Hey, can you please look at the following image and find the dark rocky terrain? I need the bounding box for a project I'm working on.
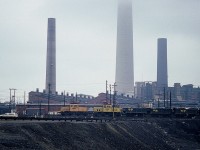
[0,118,199,150]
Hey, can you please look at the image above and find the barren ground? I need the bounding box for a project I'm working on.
[0,118,199,150]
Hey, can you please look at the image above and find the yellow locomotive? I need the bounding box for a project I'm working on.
[60,104,88,116]
[93,105,121,117]
[60,104,121,117]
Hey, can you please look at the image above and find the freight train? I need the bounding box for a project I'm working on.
[59,104,121,117]
[59,104,200,118]
[122,107,199,118]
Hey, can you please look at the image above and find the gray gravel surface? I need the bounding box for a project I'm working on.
[0,118,199,150]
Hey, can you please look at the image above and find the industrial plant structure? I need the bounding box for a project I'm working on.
[115,0,134,95]
[45,18,56,94]
[157,38,168,89]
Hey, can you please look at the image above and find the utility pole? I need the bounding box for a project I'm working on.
[23,91,26,116]
[112,82,117,119]
[48,84,51,113]
[9,88,17,112]
[170,91,172,109]
[109,84,112,105]
[163,87,165,108]
[39,98,42,117]
[75,92,78,102]
[9,89,12,112]
[166,90,169,108]
[24,91,26,106]
[63,91,66,106]
[37,97,40,117]
[106,80,108,104]
[13,89,16,105]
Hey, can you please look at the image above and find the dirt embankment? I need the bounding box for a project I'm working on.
[0,119,199,150]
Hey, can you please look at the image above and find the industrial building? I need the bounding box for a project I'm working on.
[134,81,200,102]
[14,4,199,116]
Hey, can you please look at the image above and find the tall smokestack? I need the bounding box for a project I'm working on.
[157,38,168,89]
[115,0,134,95]
[45,18,56,94]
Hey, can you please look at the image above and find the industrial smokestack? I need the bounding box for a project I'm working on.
[45,18,56,94]
[115,0,134,95]
[157,38,168,89]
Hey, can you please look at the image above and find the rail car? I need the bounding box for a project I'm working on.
[122,108,150,117]
[173,108,199,118]
[93,105,121,117]
[60,104,90,117]
[122,107,200,118]
[186,108,199,118]
[59,104,200,118]
[173,108,187,117]
[59,104,121,117]
[0,113,18,118]
[150,108,172,117]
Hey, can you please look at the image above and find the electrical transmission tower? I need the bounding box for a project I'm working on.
[9,88,17,112]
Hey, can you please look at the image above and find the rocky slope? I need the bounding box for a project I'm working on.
[0,119,199,150]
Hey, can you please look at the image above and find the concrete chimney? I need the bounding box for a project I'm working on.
[45,18,56,94]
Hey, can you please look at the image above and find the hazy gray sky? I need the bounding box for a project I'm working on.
[0,0,200,101]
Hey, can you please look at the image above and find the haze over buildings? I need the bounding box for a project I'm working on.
[0,0,200,101]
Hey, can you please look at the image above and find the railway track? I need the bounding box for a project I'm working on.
[0,116,113,122]
[0,116,199,123]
